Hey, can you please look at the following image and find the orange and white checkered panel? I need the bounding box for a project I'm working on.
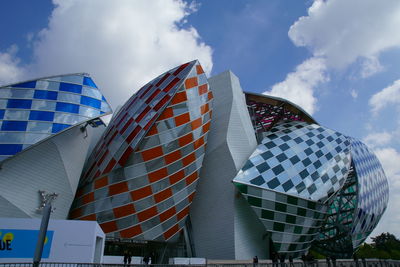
[70,61,213,241]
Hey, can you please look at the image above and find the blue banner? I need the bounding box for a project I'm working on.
[0,229,53,258]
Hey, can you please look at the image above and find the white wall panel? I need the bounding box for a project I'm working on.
[0,123,105,219]
[190,71,259,259]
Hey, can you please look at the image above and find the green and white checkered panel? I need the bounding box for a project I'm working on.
[235,183,327,257]
[234,121,351,203]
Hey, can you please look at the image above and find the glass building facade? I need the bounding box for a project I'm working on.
[0,62,388,261]
[314,138,389,257]
[70,60,213,242]
[231,93,389,258]
[234,121,352,257]
[0,73,112,161]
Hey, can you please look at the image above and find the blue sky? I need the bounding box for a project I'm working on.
[1,0,400,241]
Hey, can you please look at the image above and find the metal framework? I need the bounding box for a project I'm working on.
[313,165,358,258]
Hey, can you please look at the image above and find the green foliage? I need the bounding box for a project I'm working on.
[355,233,400,260]
[309,249,325,259]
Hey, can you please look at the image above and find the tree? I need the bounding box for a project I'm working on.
[371,232,400,252]
[355,232,400,260]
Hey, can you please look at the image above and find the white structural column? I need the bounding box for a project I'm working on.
[189,71,267,259]
[0,123,105,219]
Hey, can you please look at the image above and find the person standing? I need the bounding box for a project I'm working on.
[331,255,336,267]
[143,255,150,265]
[272,252,279,267]
[280,254,286,267]
[361,257,367,267]
[253,256,259,267]
[326,256,331,267]
[123,249,129,265]
[353,254,359,267]
[301,254,307,267]
[289,255,294,267]
[127,251,132,265]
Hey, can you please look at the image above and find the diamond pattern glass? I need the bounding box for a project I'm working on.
[70,61,213,241]
[314,138,389,257]
[235,121,351,202]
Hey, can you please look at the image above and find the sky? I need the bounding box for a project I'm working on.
[0,0,400,241]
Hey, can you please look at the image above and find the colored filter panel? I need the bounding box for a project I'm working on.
[59,82,82,94]
[235,183,327,258]
[234,121,351,202]
[56,102,79,114]
[34,90,58,100]
[0,144,23,155]
[80,61,196,183]
[80,96,101,109]
[29,111,55,121]
[11,81,37,88]
[1,121,28,131]
[7,99,32,109]
[83,77,98,88]
[71,61,213,242]
[314,138,389,257]
[0,74,112,160]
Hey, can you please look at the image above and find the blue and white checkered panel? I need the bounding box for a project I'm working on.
[0,74,112,161]
[349,138,389,248]
[234,121,351,202]
[350,138,389,215]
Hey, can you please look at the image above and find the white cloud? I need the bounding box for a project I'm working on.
[288,0,400,70]
[350,88,358,99]
[268,0,400,116]
[375,147,400,179]
[369,147,400,239]
[0,45,25,85]
[360,56,384,78]
[369,79,400,114]
[264,57,328,115]
[10,0,213,108]
[363,131,393,148]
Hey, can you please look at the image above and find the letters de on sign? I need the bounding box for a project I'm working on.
[0,229,54,258]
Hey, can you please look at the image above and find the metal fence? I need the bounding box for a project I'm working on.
[0,261,400,267]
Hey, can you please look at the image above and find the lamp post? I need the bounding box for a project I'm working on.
[33,191,58,267]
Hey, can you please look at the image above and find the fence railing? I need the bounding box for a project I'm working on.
[0,260,400,267]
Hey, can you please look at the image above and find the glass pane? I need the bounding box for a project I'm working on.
[0,99,7,109]
[82,86,102,99]
[54,113,82,124]
[59,82,82,94]
[10,89,34,99]
[0,132,25,143]
[0,89,11,98]
[56,102,80,114]
[80,96,101,109]
[34,90,58,100]
[0,144,23,155]
[61,75,83,84]
[7,99,32,109]
[1,121,28,131]
[35,80,60,90]
[4,110,30,120]
[31,100,56,111]
[27,122,52,133]
[58,92,81,104]
[79,106,100,117]
[29,111,55,122]
[24,133,49,144]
